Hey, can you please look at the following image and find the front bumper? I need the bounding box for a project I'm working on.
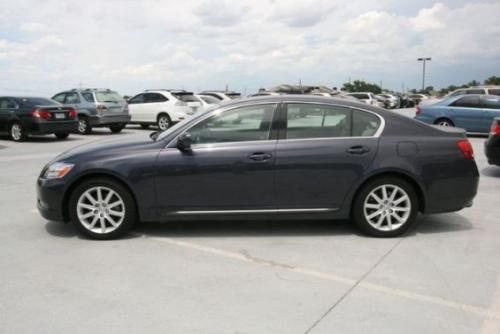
[89,114,131,126]
[37,177,67,222]
[485,136,500,166]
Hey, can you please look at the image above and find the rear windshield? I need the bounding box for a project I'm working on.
[227,93,241,99]
[172,93,199,102]
[22,98,60,106]
[95,91,125,103]
[200,95,220,104]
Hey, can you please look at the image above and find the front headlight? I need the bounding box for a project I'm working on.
[44,162,74,179]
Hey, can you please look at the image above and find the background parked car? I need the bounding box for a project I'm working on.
[447,86,500,98]
[485,117,500,166]
[199,90,241,101]
[346,92,385,108]
[52,88,130,135]
[377,94,400,109]
[415,95,500,133]
[0,96,78,141]
[195,94,220,109]
[127,90,197,130]
[407,94,429,105]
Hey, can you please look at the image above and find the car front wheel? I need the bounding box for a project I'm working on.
[352,177,419,237]
[69,178,137,240]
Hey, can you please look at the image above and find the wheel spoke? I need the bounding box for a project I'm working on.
[389,188,398,201]
[393,207,410,212]
[386,215,393,229]
[367,210,383,220]
[374,214,385,227]
[381,186,388,201]
[105,215,118,227]
[84,193,97,205]
[78,203,95,210]
[365,203,380,209]
[88,215,99,228]
[391,213,404,223]
[370,193,383,204]
[100,217,106,233]
[107,200,122,209]
[108,209,124,217]
[393,195,409,206]
[97,187,103,202]
[104,190,114,204]
[81,211,95,220]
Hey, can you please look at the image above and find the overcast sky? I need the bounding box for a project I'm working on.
[1,0,499,96]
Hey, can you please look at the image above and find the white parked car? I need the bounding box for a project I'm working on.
[195,94,220,109]
[199,90,241,101]
[346,92,385,108]
[377,94,400,109]
[127,90,201,130]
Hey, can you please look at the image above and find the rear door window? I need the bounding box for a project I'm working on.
[52,94,66,103]
[451,96,482,108]
[488,89,500,96]
[129,94,145,104]
[481,96,500,110]
[65,93,80,104]
[145,93,167,103]
[0,98,16,109]
[82,92,95,102]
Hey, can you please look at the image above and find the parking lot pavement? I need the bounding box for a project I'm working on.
[1,116,500,333]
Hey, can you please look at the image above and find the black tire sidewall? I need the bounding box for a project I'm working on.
[78,117,92,135]
[55,133,69,139]
[109,125,124,133]
[68,178,137,240]
[352,177,419,237]
[10,122,26,142]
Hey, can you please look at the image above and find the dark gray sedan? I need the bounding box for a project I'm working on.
[37,95,479,239]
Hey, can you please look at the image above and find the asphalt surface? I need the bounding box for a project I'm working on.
[0,110,499,333]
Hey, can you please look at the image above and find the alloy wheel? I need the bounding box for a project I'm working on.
[158,116,170,130]
[11,123,23,141]
[363,184,411,232]
[78,119,88,133]
[76,186,125,234]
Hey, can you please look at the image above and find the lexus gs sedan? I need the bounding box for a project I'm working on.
[37,95,479,239]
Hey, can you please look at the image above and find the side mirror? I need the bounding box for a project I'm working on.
[177,132,193,151]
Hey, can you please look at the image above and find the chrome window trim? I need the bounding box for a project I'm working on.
[174,208,338,215]
[283,101,385,138]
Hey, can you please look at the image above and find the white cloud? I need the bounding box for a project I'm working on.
[0,0,499,95]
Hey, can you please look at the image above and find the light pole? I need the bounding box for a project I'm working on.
[417,57,431,92]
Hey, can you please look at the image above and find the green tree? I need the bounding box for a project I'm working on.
[342,80,382,94]
[484,76,500,85]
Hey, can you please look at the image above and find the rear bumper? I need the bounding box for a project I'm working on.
[36,177,67,222]
[485,137,500,166]
[25,120,78,134]
[89,114,131,126]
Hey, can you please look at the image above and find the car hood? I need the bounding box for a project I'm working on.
[54,133,159,162]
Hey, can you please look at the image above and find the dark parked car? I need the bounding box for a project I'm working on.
[52,88,130,135]
[485,117,500,166]
[37,95,479,240]
[0,97,78,141]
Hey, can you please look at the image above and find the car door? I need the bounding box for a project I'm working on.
[274,103,380,210]
[448,96,484,131]
[144,93,167,122]
[154,103,278,215]
[127,94,147,122]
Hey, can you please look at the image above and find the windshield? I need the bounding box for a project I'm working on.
[23,98,60,106]
[172,93,199,102]
[95,91,125,103]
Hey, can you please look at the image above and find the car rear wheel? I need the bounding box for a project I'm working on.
[435,118,454,127]
[77,116,92,135]
[69,178,137,240]
[109,124,125,133]
[157,114,171,131]
[55,133,70,140]
[9,122,27,142]
[352,177,419,237]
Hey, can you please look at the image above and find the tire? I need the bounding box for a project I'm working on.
[157,114,171,131]
[77,116,92,135]
[55,133,69,140]
[68,177,137,240]
[352,177,419,237]
[9,122,27,142]
[434,118,454,127]
[140,124,149,130]
[109,124,125,133]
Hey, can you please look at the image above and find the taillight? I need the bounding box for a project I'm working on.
[457,140,474,160]
[416,106,422,116]
[97,105,108,113]
[490,122,500,136]
[68,109,78,119]
[31,109,51,120]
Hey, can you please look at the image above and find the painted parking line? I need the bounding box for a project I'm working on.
[142,234,500,322]
[0,152,59,162]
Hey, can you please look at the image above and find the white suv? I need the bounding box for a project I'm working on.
[127,90,201,130]
[346,92,385,108]
[199,90,241,101]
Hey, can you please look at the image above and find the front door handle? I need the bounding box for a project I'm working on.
[346,146,370,155]
[248,152,272,161]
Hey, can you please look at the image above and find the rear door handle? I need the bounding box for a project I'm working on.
[248,152,272,161]
[346,146,370,155]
